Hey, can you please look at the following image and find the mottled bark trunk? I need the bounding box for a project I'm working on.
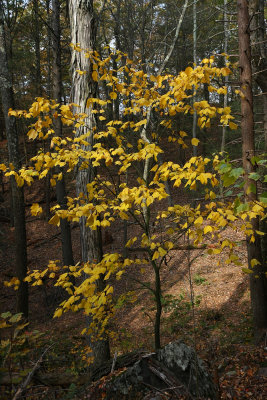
[69,0,110,365]
[249,0,267,275]
[52,0,74,268]
[249,0,267,149]
[237,0,267,341]
[0,5,28,318]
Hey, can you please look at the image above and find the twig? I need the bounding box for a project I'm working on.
[254,92,267,96]
[128,244,207,253]
[12,345,53,400]
[142,381,172,398]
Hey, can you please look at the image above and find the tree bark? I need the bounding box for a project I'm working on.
[0,3,28,318]
[237,0,267,341]
[249,0,267,272]
[249,0,267,149]
[51,0,74,268]
[68,0,110,366]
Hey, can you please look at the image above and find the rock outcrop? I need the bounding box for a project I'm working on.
[89,341,217,399]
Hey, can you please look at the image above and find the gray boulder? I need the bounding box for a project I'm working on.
[100,341,217,399]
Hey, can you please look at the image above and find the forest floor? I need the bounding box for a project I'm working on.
[0,172,267,399]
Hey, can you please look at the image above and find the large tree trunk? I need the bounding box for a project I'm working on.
[237,0,267,342]
[0,4,28,318]
[249,0,267,149]
[68,0,110,366]
[249,0,267,268]
[51,0,74,268]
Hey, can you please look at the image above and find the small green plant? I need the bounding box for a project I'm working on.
[193,274,208,286]
[162,293,201,335]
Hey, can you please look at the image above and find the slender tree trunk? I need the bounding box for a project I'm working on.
[221,0,229,154]
[0,5,28,318]
[153,261,162,350]
[45,0,52,221]
[51,0,74,268]
[33,0,41,95]
[46,0,52,99]
[192,0,197,157]
[237,0,267,341]
[69,0,110,366]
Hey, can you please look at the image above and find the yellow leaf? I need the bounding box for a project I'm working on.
[204,225,213,234]
[54,308,63,318]
[194,216,203,225]
[119,211,129,220]
[92,70,98,81]
[28,129,38,140]
[8,109,18,117]
[179,131,187,138]
[242,267,253,274]
[110,92,117,100]
[49,214,60,226]
[15,175,24,187]
[191,138,200,146]
[50,178,56,187]
[76,69,86,75]
[229,121,238,130]
[106,286,114,295]
[116,270,124,279]
[158,247,167,257]
[251,258,260,267]
[126,237,137,247]
[31,203,43,216]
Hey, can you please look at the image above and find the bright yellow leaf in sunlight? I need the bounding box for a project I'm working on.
[194,216,203,225]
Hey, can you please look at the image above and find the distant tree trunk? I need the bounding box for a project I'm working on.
[45,0,52,221]
[46,0,52,99]
[221,0,229,154]
[51,0,74,267]
[33,0,41,95]
[237,0,267,341]
[0,4,28,318]
[69,0,110,366]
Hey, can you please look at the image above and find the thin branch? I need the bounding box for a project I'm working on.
[158,0,189,76]
[12,345,53,400]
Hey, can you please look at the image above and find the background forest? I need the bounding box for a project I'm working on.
[0,0,266,399]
